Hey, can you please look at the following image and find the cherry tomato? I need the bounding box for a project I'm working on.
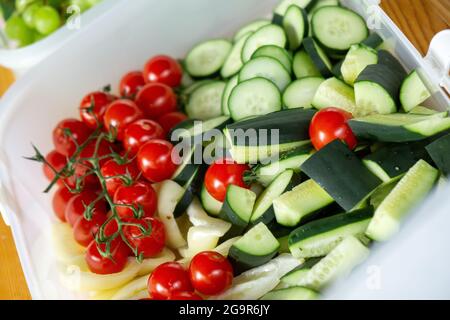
[73,211,107,247]
[52,119,92,157]
[100,159,140,197]
[123,119,165,155]
[143,55,183,88]
[189,251,233,296]
[85,219,130,274]
[79,91,116,129]
[43,150,67,186]
[148,262,193,300]
[204,159,250,202]
[135,83,177,119]
[114,181,157,219]
[123,217,166,258]
[157,112,188,135]
[65,190,107,227]
[119,71,146,98]
[103,99,144,141]
[52,187,75,222]
[309,107,357,151]
[137,140,178,183]
[168,292,203,300]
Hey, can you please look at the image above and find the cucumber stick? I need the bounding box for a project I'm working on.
[366,160,439,241]
[261,286,319,300]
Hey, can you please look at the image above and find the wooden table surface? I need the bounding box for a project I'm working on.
[0,0,449,300]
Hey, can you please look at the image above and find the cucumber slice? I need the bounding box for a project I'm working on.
[400,70,431,112]
[283,77,324,109]
[170,115,231,143]
[341,44,378,85]
[221,75,239,116]
[308,0,340,14]
[280,257,322,287]
[349,113,450,142]
[362,33,384,49]
[252,45,292,74]
[311,6,368,54]
[229,222,280,272]
[221,32,253,79]
[233,19,270,42]
[200,184,223,216]
[283,5,309,51]
[173,165,205,218]
[241,24,287,63]
[220,185,257,228]
[185,39,232,77]
[274,179,334,227]
[366,160,439,241]
[312,77,357,115]
[292,50,321,78]
[239,56,292,92]
[171,144,202,187]
[261,286,319,300]
[288,207,374,259]
[301,140,383,211]
[274,0,318,15]
[303,236,370,290]
[303,37,333,77]
[185,81,226,120]
[228,77,282,122]
[426,133,450,176]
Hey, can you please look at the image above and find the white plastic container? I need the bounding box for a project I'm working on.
[0,0,449,299]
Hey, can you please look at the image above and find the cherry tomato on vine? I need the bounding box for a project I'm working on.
[79,91,117,129]
[123,217,166,258]
[143,55,183,88]
[168,292,203,300]
[135,83,177,119]
[73,211,107,247]
[309,107,357,151]
[119,71,146,98]
[189,251,233,296]
[43,150,67,186]
[103,99,144,141]
[52,118,92,157]
[204,159,250,202]
[148,262,193,300]
[157,112,188,135]
[114,181,158,219]
[100,158,140,197]
[137,140,178,183]
[52,187,75,222]
[123,119,165,155]
[65,190,107,227]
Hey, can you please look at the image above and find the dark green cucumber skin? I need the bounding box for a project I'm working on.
[288,206,374,247]
[226,109,315,146]
[377,50,407,79]
[295,7,310,43]
[426,133,450,176]
[305,0,319,12]
[362,33,383,49]
[349,120,427,142]
[173,165,207,218]
[229,246,278,275]
[365,141,433,178]
[272,13,284,26]
[303,37,333,78]
[170,118,232,144]
[356,64,404,103]
[301,140,382,211]
[332,60,343,79]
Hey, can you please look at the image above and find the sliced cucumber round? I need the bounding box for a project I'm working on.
[221,75,239,116]
[303,37,333,78]
[233,19,270,42]
[241,24,287,63]
[185,39,232,77]
[200,184,223,216]
[185,81,226,120]
[283,77,324,109]
[274,0,318,15]
[292,50,321,78]
[252,45,293,74]
[221,32,253,79]
[283,5,309,51]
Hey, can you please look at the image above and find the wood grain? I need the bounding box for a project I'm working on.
[0,0,449,300]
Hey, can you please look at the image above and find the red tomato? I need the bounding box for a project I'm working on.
[309,107,357,151]
[148,262,193,300]
[168,292,203,300]
[65,190,107,227]
[143,55,183,88]
[123,119,165,155]
[119,71,146,98]
[189,251,233,296]
[43,150,67,186]
[157,112,188,135]
[114,181,157,219]
[52,119,92,157]
[85,219,130,274]
[103,99,144,141]
[73,211,107,247]
[79,91,116,129]
[204,159,250,202]
[52,187,75,222]
[123,217,166,258]
[135,83,177,119]
[100,159,140,197]
[137,140,178,183]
